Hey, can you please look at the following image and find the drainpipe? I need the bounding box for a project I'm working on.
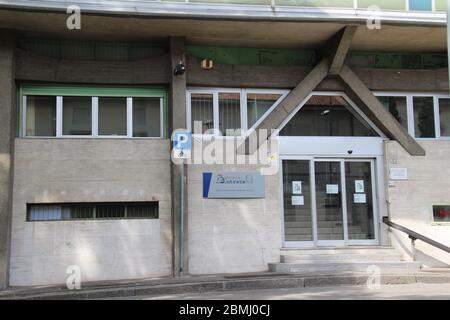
[448,0,450,91]
[180,159,185,274]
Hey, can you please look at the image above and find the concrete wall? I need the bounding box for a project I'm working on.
[386,140,450,267]
[10,139,172,286]
[187,139,281,274]
[0,32,15,289]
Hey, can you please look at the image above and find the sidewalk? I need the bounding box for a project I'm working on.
[1,270,450,300]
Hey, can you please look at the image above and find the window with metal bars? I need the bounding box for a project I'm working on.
[27,202,159,221]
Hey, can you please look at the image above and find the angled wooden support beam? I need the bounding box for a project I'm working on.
[243,58,329,154]
[325,26,358,75]
[339,64,426,156]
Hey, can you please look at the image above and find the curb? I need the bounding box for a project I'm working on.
[2,273,450,300]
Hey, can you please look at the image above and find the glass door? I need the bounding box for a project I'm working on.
[345,160,378,245]
[282,158,378,247]
[282,160,314,247]
[314,160,346,246]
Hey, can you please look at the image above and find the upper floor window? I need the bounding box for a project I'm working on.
[280,95,379,137]
[376,93,450,140]
[409,0,433,11]
[21,85,167,138]
[187,88,287,136]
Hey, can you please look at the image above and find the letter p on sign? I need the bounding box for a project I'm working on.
[173,131,191,159]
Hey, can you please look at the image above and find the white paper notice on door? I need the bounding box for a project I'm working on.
[354,193,367,204]
[326,184,339,194]
[292,196,305,206]
[355,180,365,193]
[292,181,302,194]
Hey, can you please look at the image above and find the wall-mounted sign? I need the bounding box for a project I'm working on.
[203,172,265,199]
[354,193,367,204]
[326,184,339,194]
[390,167,408,180]
[173,131,191,159]
[355,180,365,193]
[292,181,302,194]
[291,196,304,206]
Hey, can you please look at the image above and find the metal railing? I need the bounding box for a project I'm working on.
[383,216,450,254]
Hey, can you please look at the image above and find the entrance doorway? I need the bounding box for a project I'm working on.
[282,158,379,247]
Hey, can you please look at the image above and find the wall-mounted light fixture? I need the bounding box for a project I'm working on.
[201,59,214,70]
[173,60,186,76]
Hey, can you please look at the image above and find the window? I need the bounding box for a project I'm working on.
[413,97,435,138]
[439,99,450,137]
[25,96,56,136]
[280,95,378,137]
[247,93,282,128]
[378,96,408,131]
[133,97,161,137]
[22,85,166,138]
[27,202,159,221]
[98,97,127,136]
[375,93,450,140]
[62,97,92,135]
[219,92,241,136]
[187,89,287,136]
[433,205,450,223]
[190,93,214,134]
[409,0,432,11]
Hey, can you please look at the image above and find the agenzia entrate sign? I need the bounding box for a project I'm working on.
[203,172,265,199]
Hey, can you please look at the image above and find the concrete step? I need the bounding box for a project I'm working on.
[281,253,404,263]
[269,261,421,274]
[280,247,398,255]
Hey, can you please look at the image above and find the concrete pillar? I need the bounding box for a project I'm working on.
[0,30,16,289]
[169,37,188,276]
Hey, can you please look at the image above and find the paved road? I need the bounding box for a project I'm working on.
[135,283,450,300]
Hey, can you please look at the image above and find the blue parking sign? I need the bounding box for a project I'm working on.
[173,131,191,159]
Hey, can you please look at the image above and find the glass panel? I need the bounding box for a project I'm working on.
[127,203,159,219]
[98,97,127,136]
[345,162,375,240]
[28,204,61,221]
[62,204,95,220]
[409,0,432,11]
[433,206,450,223]
[62,97,92,135]
[191,93,214,134]
[133,97,161,137]
[26,96,56,136]
[413,97,435,138]
[282,160,312,242]
[315,161,343,241]
[439,98,450,137]
[280,95,377,136]
[378,96,408,131]
[96,204,125,219]
[219,92,241,136]
[247,93,282,128]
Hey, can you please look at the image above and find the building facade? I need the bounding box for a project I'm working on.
[0,0,449,287]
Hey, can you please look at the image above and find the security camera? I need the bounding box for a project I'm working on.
[174,61,186,76]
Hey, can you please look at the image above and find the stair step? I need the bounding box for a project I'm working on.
[269,261,421,274]
[281,253,404,263]
[280,247,398,256]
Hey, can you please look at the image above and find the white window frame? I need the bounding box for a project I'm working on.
[23,95,164,139]
[374,92,450,141]
[186,87,289,138]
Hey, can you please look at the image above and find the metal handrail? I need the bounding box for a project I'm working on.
[383,217,450,254]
